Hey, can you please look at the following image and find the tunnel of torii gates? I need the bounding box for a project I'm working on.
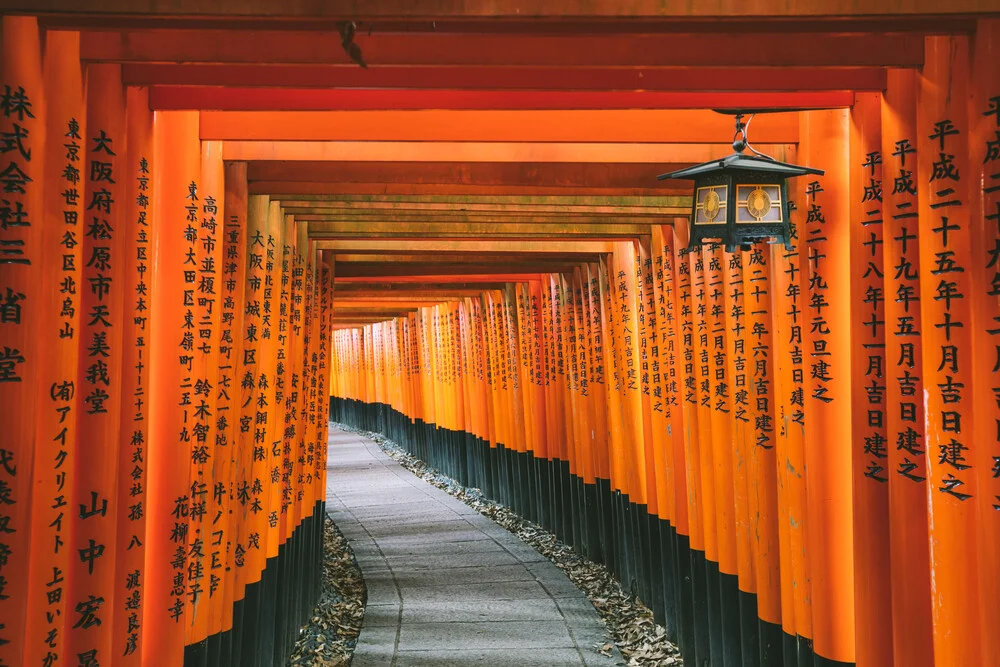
[1,3,1000,667]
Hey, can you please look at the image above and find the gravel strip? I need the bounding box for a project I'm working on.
[333,422,683,667]
[288,516,366,666]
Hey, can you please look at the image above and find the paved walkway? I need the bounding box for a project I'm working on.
[325,426,620,667]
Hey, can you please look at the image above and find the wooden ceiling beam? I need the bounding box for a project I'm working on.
[335,274,547,284]
[9,1,995,19]
[124,64,888,91]
[202,109,798,142]
[78,29,923,68]
[151,87,853,111]
[331,253,605,263]
[336,263,588,278]
[315,239,614,253]
[268,193,688,208]
[248,161,697,191]
[334,282,511,292]
[305,222,654,238]
[249,182,690,196]
[224,141,792,164]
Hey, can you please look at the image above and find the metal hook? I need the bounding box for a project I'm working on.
[740,114,777,161]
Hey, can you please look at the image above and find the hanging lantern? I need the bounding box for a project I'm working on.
[658,112,824,252]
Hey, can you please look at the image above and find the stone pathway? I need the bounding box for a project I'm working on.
[325,426,620,667]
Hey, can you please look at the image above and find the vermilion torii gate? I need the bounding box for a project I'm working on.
[0,3,998,667]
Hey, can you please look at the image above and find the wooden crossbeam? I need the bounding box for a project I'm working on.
[248,162,694,192]
[151,87,854,110]
[123,64,889,91]
[315,239,614,253]
[78,29,923,67]
[334,282,511,293]
[224,141,792,164]
[14,0,995,17]
[269,193,689,208]
[335,262,592,278]
[331,253,604,264]
[202,109,798,142]
[305,222,654,238]
[251,182,691,196]
[335,273,548,284]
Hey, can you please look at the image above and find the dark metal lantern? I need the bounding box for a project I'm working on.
[658,113,824,252]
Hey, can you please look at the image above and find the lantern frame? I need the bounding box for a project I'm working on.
[658,113,824,252]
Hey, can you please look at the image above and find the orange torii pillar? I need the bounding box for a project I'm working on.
[189,138,224,662]
[771,165,813,666]
[146,110,199,667]
[235,194,270,667]
[67,62,127,667]
[650,226,687,648]
[258,200,286,664]
[705,243,742,667]
[24,26,75,667]
[220,161,249,665]
[114,83,154,666]
[848,91,893,667]
[741,242,783,667]
[722,246,757,664]
[691,242,721,667]
[799,108,856,667]
[880,67,935,667]
[0,17,44,665]
[969,18,1000,667]
[675,227,710,667]
[582,265,611,571]
[635,240,664,623]
[917,34,981,667]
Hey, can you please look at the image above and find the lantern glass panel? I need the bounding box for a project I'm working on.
[694,184,728,225]
[735,184,782,224]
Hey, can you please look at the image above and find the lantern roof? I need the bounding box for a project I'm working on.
[657,152,825,181]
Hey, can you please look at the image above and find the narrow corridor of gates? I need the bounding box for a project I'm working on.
[1,4,1000,667]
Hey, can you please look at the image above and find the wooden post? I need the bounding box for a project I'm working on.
[849,91,894,667]
[742,243,783,665]
[220,161,248,640]
[880,67,935,667]
[23,26,74,667]
[799,108,856,666]
[66,62,126,667]
[706,242,742,666]
[0,26,44,659]
[113,83,154,666]
[917,34,982,667]
[969,18,1000,667]
[771,163,811,663]
[145,110,200,667]
[722,247,758,663]
[195,139,224,651]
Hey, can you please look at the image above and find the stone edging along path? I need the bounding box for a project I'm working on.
[332,423,682,667]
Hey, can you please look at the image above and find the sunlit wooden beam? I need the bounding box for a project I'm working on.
[153,87,853,110]
[12,1,994,18]
[224,141,792,164]
[249,182,690,196]
[336,262,592,278]
[306,221,652,238]
[315,239,615,253]
[202,109,798,142]
[122,64,889,91]
[78,29,922,67]
[248,161,693,193]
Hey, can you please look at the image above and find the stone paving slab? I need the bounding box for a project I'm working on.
[326,426,621,667]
